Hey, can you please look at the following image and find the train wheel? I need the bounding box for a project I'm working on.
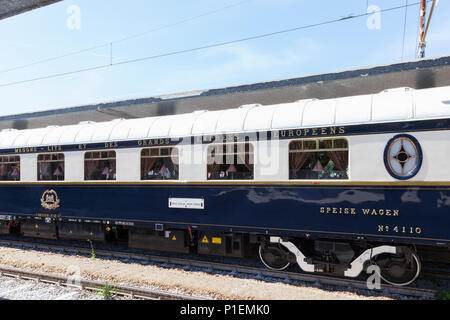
[259,243,291,271]
[373,249,421,286]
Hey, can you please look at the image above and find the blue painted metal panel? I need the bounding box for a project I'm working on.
[1,183,449,245]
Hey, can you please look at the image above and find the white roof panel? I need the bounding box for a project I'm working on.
[73,123,99,143]
[59,123,91,144]
[169,111,206,137]
[13,128,43,147]
[372,89,414,122]
[42,126,70,145]
[147,115,178,138]
[215,106,255,133]
[26,127,59,146]
[0,85,449,150]
[244,105,277,131]
[302,99,337,127]
[125,117,160,140]
[271,100,311,130]
[335,95,372,125]
[0,130,21,148]
[414,86,450,119]
[191,110,225,136]
[89,119,123,143]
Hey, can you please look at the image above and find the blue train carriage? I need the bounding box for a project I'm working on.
[0,86,449,286]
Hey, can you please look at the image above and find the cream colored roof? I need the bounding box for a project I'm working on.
[1,86,449,149]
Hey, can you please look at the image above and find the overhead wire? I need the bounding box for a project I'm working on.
[401,0,409,61]
[0,0,253,75]
[0,1,426,89]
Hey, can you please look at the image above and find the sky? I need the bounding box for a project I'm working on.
[0,0,449,116]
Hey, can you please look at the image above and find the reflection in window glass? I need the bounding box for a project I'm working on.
[0,156,20,181]
[85,151,116,180]
[141,147,179,180]
[207,142,253,180]
[289,139,348,180]
[38,153,65,181]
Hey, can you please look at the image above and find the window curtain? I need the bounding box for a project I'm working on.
[289,152,309,175]
[238,153,253,172]
[208,162,221,173]
[85,160,99,179]
[0,164,7,176]
[39,162,51,180]
[143,157,157,173]
[109,159,116,173]
[327,151,348,171]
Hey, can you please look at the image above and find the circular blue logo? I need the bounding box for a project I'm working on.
[384,134,422,180]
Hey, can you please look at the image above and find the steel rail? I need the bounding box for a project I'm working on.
[0,238,438,299]
[0,265,204,300]
[0,265,205,300]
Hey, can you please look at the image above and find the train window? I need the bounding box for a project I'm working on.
[0,155,20,181]
[37,153,65,181]
[141,147,179,180]
[207,142,254,180]
[84,151,116,180]
[384,134,422,180]
[289,138,348,180]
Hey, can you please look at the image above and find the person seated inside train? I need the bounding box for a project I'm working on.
[0,164,20,181]
[53,165,64,180]
[11,166,20,180]
[145,158,178,180]
[207,162,253,180]
[101,163,116,180]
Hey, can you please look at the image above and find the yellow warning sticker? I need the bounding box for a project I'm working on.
[202,236,209,243]
[212,237,222,244]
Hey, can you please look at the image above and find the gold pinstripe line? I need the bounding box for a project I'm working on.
[0,181,449,186]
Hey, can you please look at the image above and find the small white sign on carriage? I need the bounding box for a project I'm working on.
[169,198,204,210]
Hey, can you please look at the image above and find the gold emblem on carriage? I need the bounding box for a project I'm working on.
[41,190,60,210]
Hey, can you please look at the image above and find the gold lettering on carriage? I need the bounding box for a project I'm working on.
[15,147,38,153]
[320,207,399,217]
[47,145,62,151]
[138,138,170,146]
[105,142,119,148]
[280,126,345,138]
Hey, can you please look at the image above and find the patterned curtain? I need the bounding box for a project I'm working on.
[142,157,157,178]
[39,162,51,180]
[238,153,253,172]
[85,160,99,179]
[327,151,348,171]
[289,152,309,175]
[109,159,116,173]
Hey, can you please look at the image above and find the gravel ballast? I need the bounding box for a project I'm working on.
[0,246,395,300]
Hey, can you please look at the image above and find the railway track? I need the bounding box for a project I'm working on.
[0,238,439,299]
[0,264,203,300]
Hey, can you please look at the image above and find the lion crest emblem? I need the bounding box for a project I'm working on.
[41,190,60,210]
